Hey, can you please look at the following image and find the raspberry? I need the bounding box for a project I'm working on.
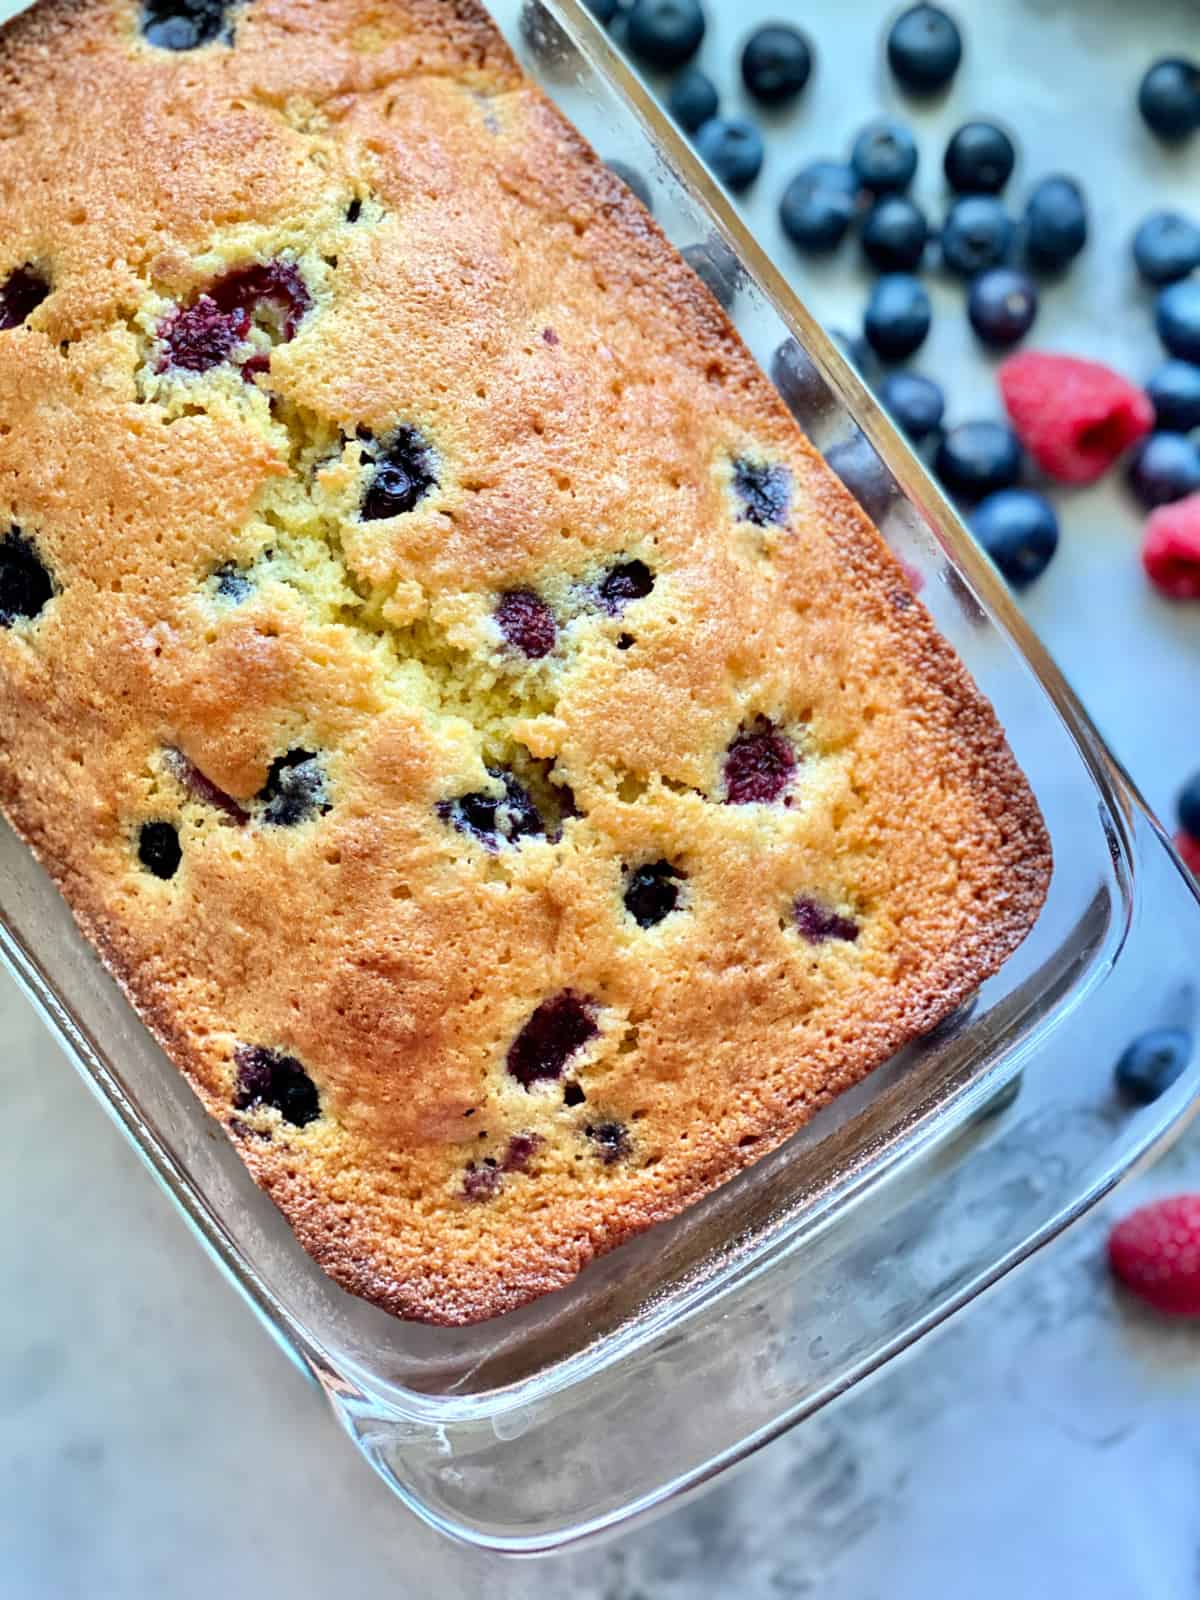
[1176,830,1200,877]
[1108,1194,1200,1316]
[998,351,1153,485]
[1142,493,1200,599]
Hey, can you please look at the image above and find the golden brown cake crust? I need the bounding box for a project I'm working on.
[0,0,1050,1323]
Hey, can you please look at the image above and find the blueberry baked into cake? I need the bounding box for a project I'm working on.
[0,0,1050,1323]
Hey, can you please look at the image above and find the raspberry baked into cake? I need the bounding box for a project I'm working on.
[0,0,1050,1322]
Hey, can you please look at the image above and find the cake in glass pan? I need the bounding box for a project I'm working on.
[0,0,1050,1322]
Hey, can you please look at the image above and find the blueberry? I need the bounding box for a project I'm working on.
[1127,432,1200,508]
[140,0,227,50]
[771,337,830,421]
[935,421,1023,500]
[496,588,556,657]
[624,860,684,926]
[583,0,618,21]
[1178,770,1200,838]
[732,458,790,526]
[878,371,944,442]
[0,265,50,330]
[779,161,860,253]
[606,160,654,213]
[0,529,53,625]
[940,195,1013,277]
[1024,175,1088,270]
[439,768,545,849]
[1114,1027,1192,1105]
[681,238,740,307]
[507,992,598,1087]
[360,425,437,520]
[831,327,880,381]
[886,4,962,94]
[625,0,705,68]
[793,895,858,944]
[137,821,182,881]
[259,750,329,826]
[943,121,1015,195]
[863,273,931,361]
[1132,211,1200,287]
[1137,58,1200,141]
[824,430,895,523]
[860,195,928,272]
[967,267,1038,349]
[233,1044,321,1127]
[1156,279,1200,362]
[599,558,654,612]
[585,1120,631,1164]
[668,66,718,133]
[695,118,764,191]
[1148,361,1200,432]
[723,720,796,805]
[461,1160,501,1202]
[851,119,919,195]
[741,23,813,106]
[213,562,253,602]
[970,489,1059,588]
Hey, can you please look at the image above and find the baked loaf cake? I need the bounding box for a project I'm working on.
[0,0,1050,1323]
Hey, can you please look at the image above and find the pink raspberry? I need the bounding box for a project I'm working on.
[998,351,1153,485]
[1176,831,1200,878]
[1142,493,1200,600]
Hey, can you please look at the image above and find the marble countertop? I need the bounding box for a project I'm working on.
[3,0,1200,1595]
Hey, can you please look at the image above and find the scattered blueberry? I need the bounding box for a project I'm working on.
[770,337,830,421]
[1024,175,1088,270]
[1156,279,1200,363]
[935,421,1023,500]
[599,559,654,613]
[732,457,791,526]
[878,372,944,442]
[140,0,227,50]
[779,161,861,253]
[943,121,1015,195]
[1128,432,1200,508]
[583,0,618,21]
[360,425,437,520]
[624,0,705,69]
[461,1159,501,1201]
[624,860,684,927]
[213,562,253,602]
[851,119,919,195]
[861,195,928,272]
[0,529,53,625]
[507,991,598,1087]
[1147,361,1200,433]
[502,1132,542,1172]
[940,195,1013,278]
[439,768,545,849]
[0,266,50,330]
[496,588,557,657]
[1137,57,1200,141]
[1132,211,1200,287]
[606,160,654,214]
[259,750,329,826]
[1178,769,1200,838]
[668,66,719,133]
[886,4,962,94]
[863,273,931,361]
[970,488,1059,587]
[967,267,1039,349]
[1114,1027,1192,1105]
[585,1120,631,1164]
[695,118,764,191]
[793,895,859,944]
[562,1081,586,1107]
[723,720,796,805]
[741,23,813,106]
[137,821,182,880]
[825,430,895,523]
[681,237,740,307]
[233,1044,321,1127]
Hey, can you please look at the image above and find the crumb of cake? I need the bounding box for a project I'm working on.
[136,820,182,880]
[722,719,797,804]
[359,425,437,520]
[0,265,49,330]
[598,559,655,613]
[507,992,599,1087]
[0,529,53,625]
[732,457,792,526]
[495,588,557,658]
[259,750,329,826]
[233,1044,321,1127]
[623,860,684,927]
[793,895,859,945]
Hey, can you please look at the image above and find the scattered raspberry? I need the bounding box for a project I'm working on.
[1175,830,1200,877]
[1108,1194,1200,1316]
[1142,492,1200,599]
[998,351,1153,485]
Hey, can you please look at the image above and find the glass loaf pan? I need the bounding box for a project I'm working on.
[3,0,1200,1553]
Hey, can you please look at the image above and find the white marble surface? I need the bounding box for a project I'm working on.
[3,0,1200,1595]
